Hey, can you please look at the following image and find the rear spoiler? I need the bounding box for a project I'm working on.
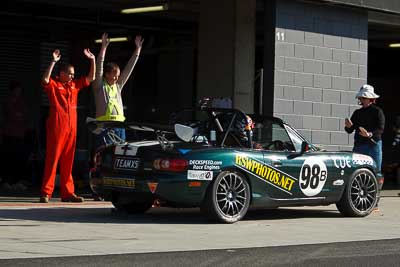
[86,117,174,133]
[86,117,175,150]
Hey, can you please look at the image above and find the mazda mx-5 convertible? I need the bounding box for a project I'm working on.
[88,107,383,223]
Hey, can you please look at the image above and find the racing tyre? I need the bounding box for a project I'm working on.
[336,168,379,217]
[201,171,251,223]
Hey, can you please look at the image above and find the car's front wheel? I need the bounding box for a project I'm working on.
[336,168,379,217]
[201,170,251,223]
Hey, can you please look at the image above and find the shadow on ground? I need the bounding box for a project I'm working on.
[0,204,343,225]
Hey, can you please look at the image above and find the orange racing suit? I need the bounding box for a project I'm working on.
[41,76,89,199]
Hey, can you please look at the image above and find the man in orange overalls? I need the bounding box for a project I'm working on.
[40,49,95,203]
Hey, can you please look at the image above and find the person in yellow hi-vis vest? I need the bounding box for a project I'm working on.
[93,32,144,151]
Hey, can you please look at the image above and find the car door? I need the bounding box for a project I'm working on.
[250,118,298,199]
[263,150,330,200]
[253,118,333,201]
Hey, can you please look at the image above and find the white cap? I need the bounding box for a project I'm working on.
[355,84,379,99]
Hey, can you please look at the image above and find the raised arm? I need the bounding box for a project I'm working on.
[118,35,144,88]
[98,33,110,61]
[42,49,61,84]
[84,48,96,82]
[134,35,143,57]
[94,33,110,87]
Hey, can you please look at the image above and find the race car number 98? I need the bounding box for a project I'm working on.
[299,157,327,197]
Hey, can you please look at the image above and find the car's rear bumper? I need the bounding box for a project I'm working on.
[89,169,209,207]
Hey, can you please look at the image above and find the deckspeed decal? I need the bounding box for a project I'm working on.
[235,154,296,195]
[188,160,222,171]
[299,157,328,197]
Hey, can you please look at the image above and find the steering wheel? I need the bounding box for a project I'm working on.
[265,140,287,151]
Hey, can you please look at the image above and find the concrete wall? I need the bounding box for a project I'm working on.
[197,0,255,113]
[273,0,368,151]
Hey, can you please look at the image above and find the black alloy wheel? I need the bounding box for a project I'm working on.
[201,170,251,223]
[336,168,378,217]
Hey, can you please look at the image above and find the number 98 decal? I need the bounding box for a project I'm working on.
[299,157,328,197]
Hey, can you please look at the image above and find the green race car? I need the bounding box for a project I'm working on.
[89,107,383,223]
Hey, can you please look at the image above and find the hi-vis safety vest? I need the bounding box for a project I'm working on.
[96,82,125,122]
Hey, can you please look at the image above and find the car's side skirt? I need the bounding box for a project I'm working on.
[271,197,325,201]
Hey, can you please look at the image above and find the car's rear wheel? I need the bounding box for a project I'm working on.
[201,170,250,223]
[111,193,153,214]
[336,168,378,217]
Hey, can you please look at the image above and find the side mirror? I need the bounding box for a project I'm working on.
[300,141,309,154]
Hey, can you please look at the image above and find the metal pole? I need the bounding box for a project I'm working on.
[259,68,264,115]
